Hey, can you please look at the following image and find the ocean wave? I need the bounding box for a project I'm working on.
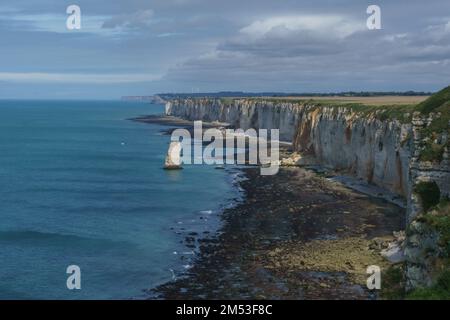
[0,229,132,249]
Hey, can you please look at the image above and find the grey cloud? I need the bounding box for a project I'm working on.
[219,26,351,58]
[2,0,450,98]
[165,15,450,92]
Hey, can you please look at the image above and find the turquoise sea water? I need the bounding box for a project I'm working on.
[0,100,238,299]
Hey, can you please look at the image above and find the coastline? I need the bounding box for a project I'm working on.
[130,114,246,298]
[160,166,246,289]
[132,114,406,300]
[150,167,404,299]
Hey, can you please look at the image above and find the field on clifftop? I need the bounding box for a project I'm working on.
[262,95,430,106]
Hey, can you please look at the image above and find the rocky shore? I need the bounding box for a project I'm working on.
[163,88,450,294]
[149,166,404,299]
[130,114,407,299]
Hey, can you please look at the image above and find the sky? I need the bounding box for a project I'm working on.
[0,0,450,99]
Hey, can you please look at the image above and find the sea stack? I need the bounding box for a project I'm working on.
[164,141,182,170]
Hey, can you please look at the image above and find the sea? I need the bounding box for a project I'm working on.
[0,100,240,299]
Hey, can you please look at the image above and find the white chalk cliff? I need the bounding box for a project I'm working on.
[165,96,450,290]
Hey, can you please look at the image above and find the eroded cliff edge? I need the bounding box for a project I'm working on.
[165,88,450,294]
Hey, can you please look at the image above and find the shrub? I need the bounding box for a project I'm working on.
[407,269,450,300]
[414,181,441,212]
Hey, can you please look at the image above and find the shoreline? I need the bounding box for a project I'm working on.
[164,166,246,282]
[150,167,404,299]
[131,115,247,298]
[132,115,406,299]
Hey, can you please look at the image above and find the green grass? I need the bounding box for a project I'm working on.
[405,201,450,300]
[419,143,445,162]
[407,269,450,300]
[219,96,422,123]
[381,264,406,300]
[219,97,234,105]
[246,97,418,123]
[377,105,415,123]
[421,199,450,257]
[390,201,450,300]
[214,87,449,162]
[410,201,450,300]
[416,86,450,162]
[416,85,450,114]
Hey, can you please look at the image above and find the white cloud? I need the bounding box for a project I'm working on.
[102,10,154,29]
[0,12,133,37]
[239,15,364,39]
[157,32,184,38]
[0,72,162,84]
[383,33,408,42]
[212,14,365,58]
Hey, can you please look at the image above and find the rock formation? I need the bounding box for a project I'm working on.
[164,141,182,170]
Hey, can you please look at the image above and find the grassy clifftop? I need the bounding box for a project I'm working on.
[416,86,450,114]
[416,86,450,162]
[220,86,449,162]
[216,87,449,147]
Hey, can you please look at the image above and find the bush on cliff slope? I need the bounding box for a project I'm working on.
[369,199,449,300]
[407,269,450,300]
[415,181,441,212]
[416,86,450,162]
[416,85,450,114]
[422,199,450,258]
[407,200,450,299]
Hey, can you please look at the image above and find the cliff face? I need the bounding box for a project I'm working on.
[166,97,450,291]
[166,99,412,196]
[404,112,450,291]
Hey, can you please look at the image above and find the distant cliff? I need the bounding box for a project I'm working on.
[167,98,415,196]
[122,95,166,104]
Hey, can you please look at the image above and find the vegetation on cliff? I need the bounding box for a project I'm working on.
[408,198,450,299]
[415,181,441,212]
[381,264,406,299]
[204,86,449,130]
[416,85,450,114]
[407,269,450,299]
[177,87,449,165]
[420,199,450,258]
[254,86,449,161]
[416,86,450,162]
[382,199,450,300]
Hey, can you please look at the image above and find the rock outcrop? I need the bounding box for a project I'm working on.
[164,141,182,170]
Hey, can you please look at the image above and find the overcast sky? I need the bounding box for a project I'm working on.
[1,0,450,99]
